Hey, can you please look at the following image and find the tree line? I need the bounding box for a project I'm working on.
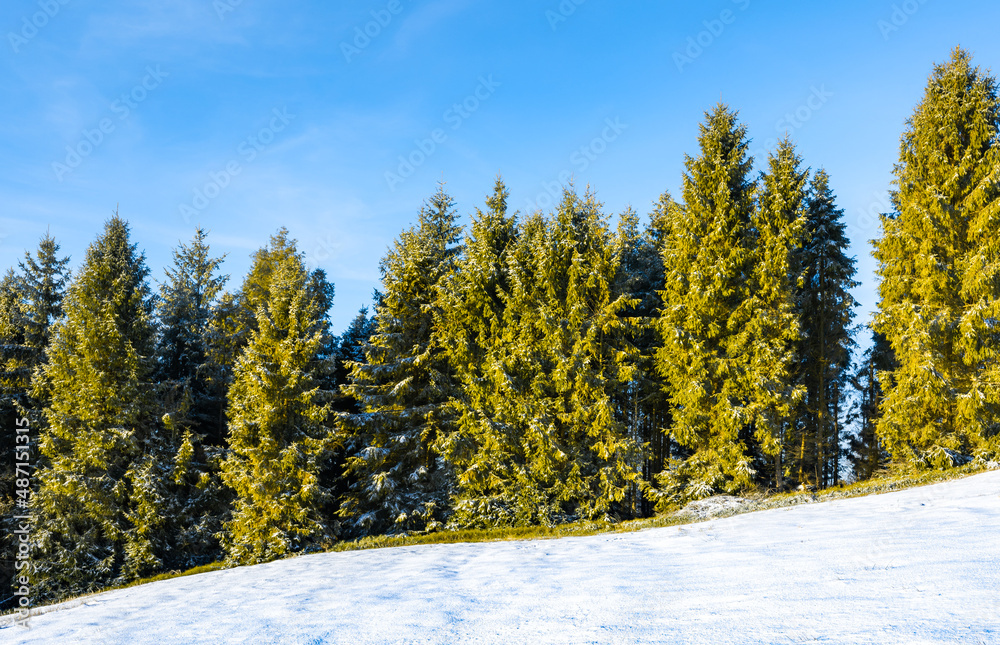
[1,46,997,605]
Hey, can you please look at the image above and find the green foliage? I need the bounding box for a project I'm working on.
[149,229,233,570]
[655,105,764,503]
[609,206,673,517]
[0,234,71,610]
[789,168,859,487]
[847,328,897,480]
[220,230,339,565]
[340,186,462,536]
[30,216,160,599]
[440,185,643,527]
[739,137,809,484]
[873,47,1000,465]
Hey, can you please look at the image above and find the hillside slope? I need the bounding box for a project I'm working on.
[4,470,999,644]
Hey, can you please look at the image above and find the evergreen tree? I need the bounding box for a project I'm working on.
[332,305,377,415]
[155,228,230,443]
[873,47,1000,467]
[30,216,159,599]
[612,206,673,516]
[149,229,233,569]
[434,178,521,527]
[220,230,338,565]
[340,185,461,536]
[655,105,761,503]
[0,234,70,609]
[0,233,71,421]
[737,137,809,490]
[440,187,642,527]
[791,169,859,487]
[847,328,896,480]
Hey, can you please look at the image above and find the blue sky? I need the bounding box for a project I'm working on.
[2,0,998,335]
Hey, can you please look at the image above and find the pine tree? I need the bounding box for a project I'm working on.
[149,229,233,569]
[612,206,673,516]
[155,228,230,443]
[0,233,71,420]
[433,178,521,527]
[0,234,70,609]
[791,169,859,487]
[340,185,462,536]
[220,230,339,565]
[30,215,159,599]
[440,187,642,527]
[655,105,761,503]
[873,47,1000,467]
[847,328,896,480]
[737,137,809,490]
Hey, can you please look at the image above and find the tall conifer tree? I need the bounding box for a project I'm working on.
[655,105,760,502]
[738,137,809,489]
[150,229,233,568]
[340,186,461,536]
[30,216,159,599]
[612,206,672,516]
[434,178,522,527]
[873,47,1000,466]
[220,230,338,564]
[791,169,858,487]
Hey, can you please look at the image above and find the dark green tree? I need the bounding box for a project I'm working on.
[340,185,462,536]
[847,328,896,481]
[791,169,858,487]
[612,206,673,516]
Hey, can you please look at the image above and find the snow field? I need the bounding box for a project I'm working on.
[4,470,999,644]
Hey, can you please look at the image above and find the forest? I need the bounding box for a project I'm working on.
[1,47,998,607]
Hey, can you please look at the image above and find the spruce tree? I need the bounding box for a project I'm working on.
[847,328,896,480]
[791,169,858,487]
[332,305,377,415]
[433,178,521,527]
[30,216,159,599]
[440,187,642,527]
[655,105,760,503]
[220,230,338,564]
[612,206,672,516]
[0,233,71,421]
[0,234,70,609]
[340,186,462,536]
[736,137,808,490]
[150,229,233,569]
[873,47,1000,467]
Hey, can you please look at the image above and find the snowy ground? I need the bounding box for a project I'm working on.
[4,471,999,645]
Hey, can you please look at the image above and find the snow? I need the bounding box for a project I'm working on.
[5,470,1000,644]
